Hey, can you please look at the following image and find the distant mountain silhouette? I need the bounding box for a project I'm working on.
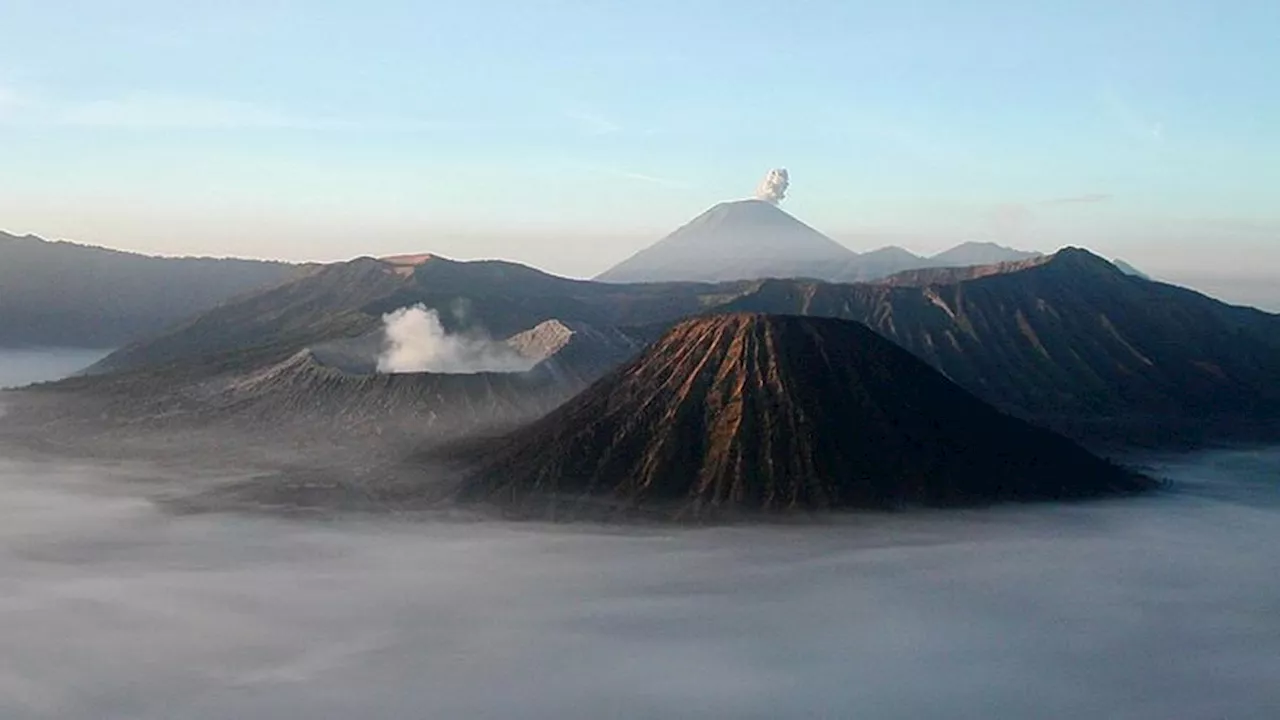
[455,314,1147,517]
[596,200,857,283]
[830,242,1040,283]
[835,246,928,282]
[876,255,1048,286]
[1112,259,1151,279]
[0,231,297,348]
[597,203,1044,285]
[929,241,1042,268]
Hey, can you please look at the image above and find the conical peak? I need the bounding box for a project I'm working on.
[1042,247,1125,275]
[456,312,1145,516]
[596,198,854,283]
[686,199,810,230]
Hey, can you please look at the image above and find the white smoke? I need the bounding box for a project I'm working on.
[376,304,536,374]
[755,168,790,204]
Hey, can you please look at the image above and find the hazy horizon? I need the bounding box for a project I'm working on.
[6,221,1278,313]
[1,1,1277,284]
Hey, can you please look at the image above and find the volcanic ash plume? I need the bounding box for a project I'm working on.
[755,168,790,204]
[376,304,535,374]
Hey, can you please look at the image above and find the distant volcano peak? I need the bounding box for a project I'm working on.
[596,200,855,284]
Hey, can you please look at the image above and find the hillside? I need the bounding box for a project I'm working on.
[90,254,730,376]
[0,231,297,348]
[210,350,569,437]
[456,314,1147,517]
[212,319,646,432]
[90,257,419,375]
[718,249,1280,435]
[506,319,650,385]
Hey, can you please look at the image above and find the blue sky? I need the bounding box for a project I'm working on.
[0,0,1277,282]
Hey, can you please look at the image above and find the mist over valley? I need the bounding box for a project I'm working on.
[0,445,1277,719]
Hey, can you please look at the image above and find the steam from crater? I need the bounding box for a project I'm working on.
[755,168,790,204]
[376,304,535,374]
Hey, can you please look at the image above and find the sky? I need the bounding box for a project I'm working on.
[0,0,1277,283]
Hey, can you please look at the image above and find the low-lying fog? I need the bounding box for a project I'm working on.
[1,442,1278,719]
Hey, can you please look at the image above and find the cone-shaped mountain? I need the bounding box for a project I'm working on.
[458,313,1147,515]
[596,200,857,283]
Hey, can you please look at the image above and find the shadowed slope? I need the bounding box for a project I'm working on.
[90,257,409,376]
[507,320,649,385]
[34,317,648,442]
[213,350,567,437]
[212,319,652,433]
[458,314,1146,517]
[718,249,1280,434]
[0,231,298,348]
[89,253,727,377]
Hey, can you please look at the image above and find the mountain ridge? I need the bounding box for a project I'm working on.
[595,201,1050,284]
[61,246,1280,446]
[0,231,300,348]
[929,241,1042,268]
[716,248,1280,437]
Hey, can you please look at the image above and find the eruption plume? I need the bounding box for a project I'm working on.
[755,168,790,204]
[376,304,535,374]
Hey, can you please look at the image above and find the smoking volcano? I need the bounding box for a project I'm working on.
[456,313,1148,517]
[597,170,857,283]
[213,316,647,439]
